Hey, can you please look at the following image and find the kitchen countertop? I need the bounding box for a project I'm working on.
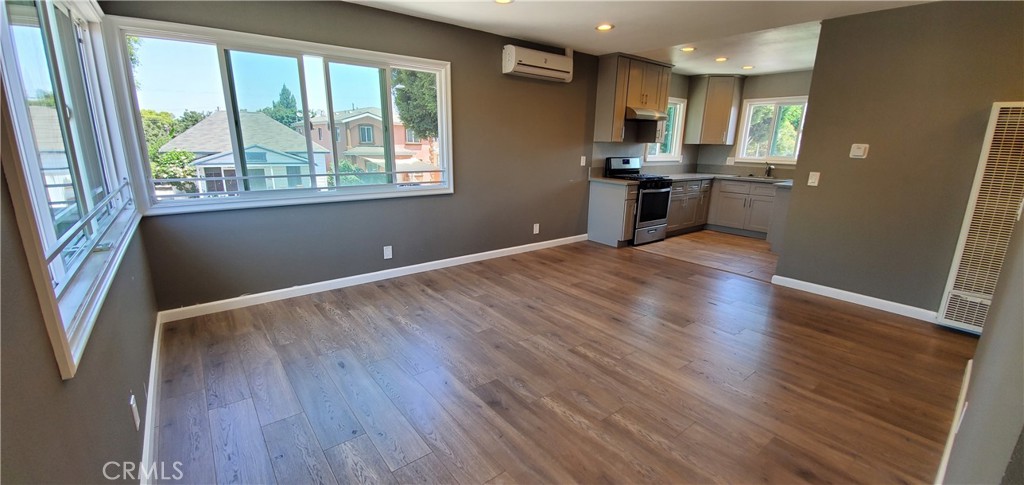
[589,174,792,185]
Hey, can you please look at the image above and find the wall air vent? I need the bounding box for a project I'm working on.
[938,102,1024,333]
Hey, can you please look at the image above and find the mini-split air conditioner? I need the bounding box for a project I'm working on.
[502,45,573,83]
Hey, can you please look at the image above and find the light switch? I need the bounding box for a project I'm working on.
[808,172,821,186]
[849,144,869,158]
[726,157,736,166]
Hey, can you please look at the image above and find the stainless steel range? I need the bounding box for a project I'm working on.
[604,157,672,245]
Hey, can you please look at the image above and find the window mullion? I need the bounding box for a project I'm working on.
[322,57,340,187]
[380,66,394,185]
[218,46,247,192]
[295,54,317,189]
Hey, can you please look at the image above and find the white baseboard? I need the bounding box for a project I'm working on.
[140,316,164,485]
[770,275,939,323]
[156,234,588,324]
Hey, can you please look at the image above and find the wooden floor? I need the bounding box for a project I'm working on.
[155,241,976,484]
[635,230,779,282]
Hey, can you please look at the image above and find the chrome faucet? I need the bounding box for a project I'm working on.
[764,161,776,178]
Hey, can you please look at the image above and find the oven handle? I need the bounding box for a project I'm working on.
[640,187,672,194]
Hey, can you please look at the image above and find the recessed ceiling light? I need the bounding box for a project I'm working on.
[595,23,614,32]
[742,65,754,70]
[680,47,696,53]
[494,0,513,4]
[715,57,728,62]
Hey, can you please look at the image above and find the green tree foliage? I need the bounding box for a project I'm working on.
[126,35,142,88]
[260,84,300,126]
[770,105,803,158]
[744,105,775,158]
[391,69,437,139]
[174,109,210,134]
[141,109,175,158]
[150,149,197,193]
[26,89,56,107]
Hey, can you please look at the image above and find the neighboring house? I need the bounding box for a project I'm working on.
[301,107,439,183]
[27,105,79,232]
[160,110,330,193]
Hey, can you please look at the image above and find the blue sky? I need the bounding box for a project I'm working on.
[132,36,384,118]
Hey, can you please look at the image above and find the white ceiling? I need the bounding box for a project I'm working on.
[348,0,922,75]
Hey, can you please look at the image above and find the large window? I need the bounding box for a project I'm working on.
[736,96,807,163]
[109,17,452,213]
[646,97,686,162]
[1,0,137,378]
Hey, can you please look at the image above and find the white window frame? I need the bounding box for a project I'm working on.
[646,97,686,163]
[1,0,140,379]
[102,15,454,216]
[735,95,808,165]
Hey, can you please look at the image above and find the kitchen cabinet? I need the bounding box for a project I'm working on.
[666,179,712,235]
[707,180,776,236]
[684,75,743,145]
[594,54,673,142]
[626,59,670,112]
[588,180,639,247]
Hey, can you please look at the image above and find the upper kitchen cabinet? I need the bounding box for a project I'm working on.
[684,75,743,145]
[594,54,673,142]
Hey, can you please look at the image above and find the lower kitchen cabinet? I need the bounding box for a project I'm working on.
[666,179,712,235]
[588,180,639,247]
[708,180,776,236]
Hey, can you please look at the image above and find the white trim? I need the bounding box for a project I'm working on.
[735,95,808,164]
[770,275,939,323]
[140,316,165,485]
[935,359,973,485]
[158,234,588,323]
[645,97,687,164]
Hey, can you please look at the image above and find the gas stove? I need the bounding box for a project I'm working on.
[604,157,671,189]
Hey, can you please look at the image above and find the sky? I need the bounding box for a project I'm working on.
[132,36,384,118]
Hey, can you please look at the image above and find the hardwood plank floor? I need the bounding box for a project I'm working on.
[156,241,976,484]
[635,229,779,282]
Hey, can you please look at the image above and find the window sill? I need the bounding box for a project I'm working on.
[734,158,798,166]
[141,184,453,216]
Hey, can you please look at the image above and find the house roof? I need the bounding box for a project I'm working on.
[161,110,329,154]
[303,107,383,125]
[28,105,66,152]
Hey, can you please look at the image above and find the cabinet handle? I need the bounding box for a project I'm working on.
[620,126,625,140]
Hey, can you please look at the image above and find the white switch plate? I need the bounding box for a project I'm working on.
[580,156,587,167]
[383,245,393,260]
[849,143,870,158]
[129,394,140,431]
[726,157,736,166]
[533,223,540,234]
[808,172,821,186]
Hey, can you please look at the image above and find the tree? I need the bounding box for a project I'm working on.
[174,109,210,134]
[126,35,142,88]
[141,109,175,158]
[27,90,56,108]
[260,85,300,126]
[391,69,438,139]
[150,149,197,193]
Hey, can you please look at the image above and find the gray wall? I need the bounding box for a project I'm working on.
[776,1,1024,310]
[100,1,598,309]
[1,160,159,479]
[943,221,1023,484]
[694,70,814,176]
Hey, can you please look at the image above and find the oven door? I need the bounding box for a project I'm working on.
[636,187,671,229]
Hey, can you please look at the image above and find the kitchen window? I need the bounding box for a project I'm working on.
[646,97,686,162]
[736,96,807,164]
[1,0,138,379]
[106,16,453,215]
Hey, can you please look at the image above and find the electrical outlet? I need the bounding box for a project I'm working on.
[383,245,393,260]
[849,143,869,158]
[533,223,540,234]
[580,156,587,167]
[129,393,140,431]
[807,172,821,186]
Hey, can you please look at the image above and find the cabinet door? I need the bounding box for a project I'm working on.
[626,60,646,108]
[680,194,699,227]
[641,62,663,109]
[713,193,748,229]
[654,65,671,112]
[695,191,710,225]
[622,198,638,240]
[700,76,737,144]
[666,197,686,232]
[745,195,774,233]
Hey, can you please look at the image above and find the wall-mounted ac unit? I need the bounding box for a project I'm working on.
[502,45,573,83]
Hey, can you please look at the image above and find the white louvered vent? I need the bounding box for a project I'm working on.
[939,102,1024,333]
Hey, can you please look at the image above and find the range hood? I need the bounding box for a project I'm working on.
[625,106,667,121]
